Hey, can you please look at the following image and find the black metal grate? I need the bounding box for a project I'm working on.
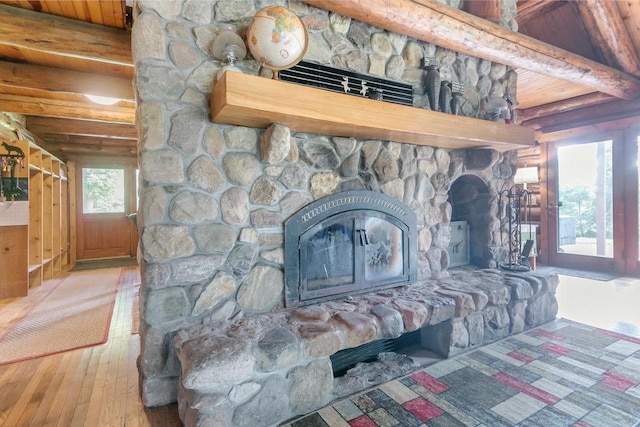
[330,329,422,377]
[279,61,414,107]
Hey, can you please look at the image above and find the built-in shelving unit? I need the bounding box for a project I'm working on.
[210,72,536,152]
[0,136,70,298]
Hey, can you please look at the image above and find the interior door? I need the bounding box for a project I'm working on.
[546,137,618,271]
[76,162,138,260]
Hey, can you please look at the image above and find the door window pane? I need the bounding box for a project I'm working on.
[556,141,613,257]
[82,168,125,214]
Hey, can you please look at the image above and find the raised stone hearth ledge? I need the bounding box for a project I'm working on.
[174,268,558,427]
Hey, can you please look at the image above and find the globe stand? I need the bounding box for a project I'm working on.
[247,5,308,82]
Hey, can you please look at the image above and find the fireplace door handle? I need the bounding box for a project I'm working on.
[358,229,370,246]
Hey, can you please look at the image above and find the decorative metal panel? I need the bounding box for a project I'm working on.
[279,61,414,107]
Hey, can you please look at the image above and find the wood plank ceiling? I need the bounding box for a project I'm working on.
[0,0,639,160]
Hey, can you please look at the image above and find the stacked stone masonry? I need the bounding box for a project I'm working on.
[132,0,524,418]
[174,268,558,426]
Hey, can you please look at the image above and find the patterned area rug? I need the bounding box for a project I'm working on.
[286,319,640,427]
[0,268,122,365]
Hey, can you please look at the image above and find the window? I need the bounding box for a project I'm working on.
[82,167,125,214]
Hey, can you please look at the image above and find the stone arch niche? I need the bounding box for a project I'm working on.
[448,174,504,268]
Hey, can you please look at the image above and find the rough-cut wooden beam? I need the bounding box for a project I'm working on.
[576,0,640,77]
[519,92,616,123]
[0,4,132,75]
[0,94,135,123]
[301,0,640,99]
[515,0,558,25]
[527,98,640,134]
[537,116,640,143]
[38,134,137,148]
[0,61,134,100]
[27,117,137,140]
[41,141,136,157]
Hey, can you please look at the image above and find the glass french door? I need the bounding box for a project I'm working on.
[546,128,640,275]
[547,139,616,270]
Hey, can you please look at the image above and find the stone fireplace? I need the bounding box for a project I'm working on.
[131,1,558,426]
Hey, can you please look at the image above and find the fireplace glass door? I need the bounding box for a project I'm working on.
[299,211,409,303]
[301,214,355,295]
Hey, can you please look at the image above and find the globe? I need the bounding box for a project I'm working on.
[247,6,308,76]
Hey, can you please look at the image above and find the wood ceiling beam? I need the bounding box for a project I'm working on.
[26,117,137,140]
[0,61,134,100]
[0,4,132,75]
[0,94,135,123]
[524,98,640,134]
[518,92,616,123]
[576,0,640,76]
[41,140,136,157]
[537,116,640,143]
[301,0,640,100]
[38,134,137,147]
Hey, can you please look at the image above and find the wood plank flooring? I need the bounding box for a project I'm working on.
[0,266,180,427]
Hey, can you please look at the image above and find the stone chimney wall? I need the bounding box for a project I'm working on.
[133,0,520,407]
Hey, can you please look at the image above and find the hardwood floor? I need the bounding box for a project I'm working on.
[1,267,639,427]
[0,266,180,427]
[556,274,640,338]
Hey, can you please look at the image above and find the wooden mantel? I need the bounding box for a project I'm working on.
[210,72,535,152]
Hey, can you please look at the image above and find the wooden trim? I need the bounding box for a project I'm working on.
[622,128,640,273]
[301,0,640,100]
[539,141,549,265]
[612,130,627,273]
[210,72,535,152]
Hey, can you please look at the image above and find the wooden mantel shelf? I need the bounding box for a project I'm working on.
[210,72,535,152]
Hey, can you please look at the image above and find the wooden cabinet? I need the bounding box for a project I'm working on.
[0,136,70,298]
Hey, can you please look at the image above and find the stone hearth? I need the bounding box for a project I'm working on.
[174,268,558,426]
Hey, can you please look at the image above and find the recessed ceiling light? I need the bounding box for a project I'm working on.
[85,94,121,105]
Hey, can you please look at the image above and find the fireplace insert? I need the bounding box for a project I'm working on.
[284,191,417,307]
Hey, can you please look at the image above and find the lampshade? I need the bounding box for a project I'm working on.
[211,25,246,63]
[514,166,539,185]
